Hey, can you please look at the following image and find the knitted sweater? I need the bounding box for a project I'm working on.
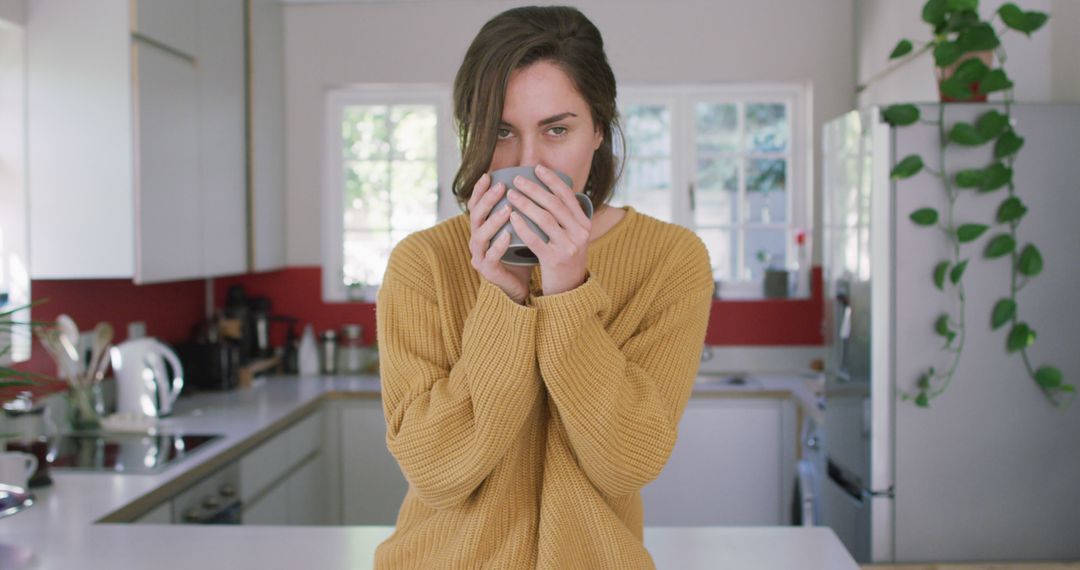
[374,206,714,569]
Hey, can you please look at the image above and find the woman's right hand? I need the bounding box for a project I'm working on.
[469,173,532,304]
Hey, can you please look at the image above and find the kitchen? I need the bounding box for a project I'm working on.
[1,0,1079,568]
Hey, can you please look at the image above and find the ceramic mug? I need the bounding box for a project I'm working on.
[0,451,39,490]
[486,166,593,266]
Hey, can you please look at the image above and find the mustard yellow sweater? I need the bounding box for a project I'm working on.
[374,206,714,569]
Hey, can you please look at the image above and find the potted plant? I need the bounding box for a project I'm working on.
[868,1,1071,407]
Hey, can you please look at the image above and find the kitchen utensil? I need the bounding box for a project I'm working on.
[85,322,114,384]
[110,338,185,418]
[0,453,38,490]
[55,314,80,367]
[35,328,79,383]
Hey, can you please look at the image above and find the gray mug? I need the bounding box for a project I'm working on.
[486,166,594,266]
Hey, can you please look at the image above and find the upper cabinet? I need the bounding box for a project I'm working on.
[27,0,280,283]
[248,0,287,272]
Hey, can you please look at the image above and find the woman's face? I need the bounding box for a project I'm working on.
[488,60,603,194]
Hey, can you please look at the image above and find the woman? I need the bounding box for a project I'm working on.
[375,6,714,568]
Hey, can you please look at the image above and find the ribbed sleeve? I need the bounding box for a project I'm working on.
[532,232,714,497]
[376,236,542,510]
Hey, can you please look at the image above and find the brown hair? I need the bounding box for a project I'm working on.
[451,6,624,211]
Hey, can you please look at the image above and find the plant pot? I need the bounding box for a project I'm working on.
[936,50,993,103]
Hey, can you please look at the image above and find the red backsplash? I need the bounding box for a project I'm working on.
[7,265,823,399]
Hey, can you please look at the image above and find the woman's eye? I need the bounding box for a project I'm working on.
[497,128,512,139]
[548,126,568,136]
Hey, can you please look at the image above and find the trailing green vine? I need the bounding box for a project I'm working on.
[877,0,1073,408]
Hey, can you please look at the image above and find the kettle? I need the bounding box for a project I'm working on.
[110,338,185,418]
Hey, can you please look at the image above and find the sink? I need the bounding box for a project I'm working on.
[695,372,763,388]
[45,433,222,474]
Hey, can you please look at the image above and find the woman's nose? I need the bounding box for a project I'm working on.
[518,135,540,167]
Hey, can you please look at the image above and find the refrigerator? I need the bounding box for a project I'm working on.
[820,103,1080,564]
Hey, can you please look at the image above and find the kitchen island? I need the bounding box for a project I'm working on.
[0,375,855,569]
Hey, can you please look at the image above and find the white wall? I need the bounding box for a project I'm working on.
[856,0,1078,107]
[0,0,22,24]
[283,0,856,267]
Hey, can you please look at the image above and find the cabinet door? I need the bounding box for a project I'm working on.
[243,479,289,525]
[286,454,326,525]
[340,400,409,525]
[246,0,287,271]
[641,397,791,526]
[198,0,247,277]
[133,42,202,284]
[133,0,198,58]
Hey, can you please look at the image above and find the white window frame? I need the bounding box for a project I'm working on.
[321,85,459,302]
[617,83,813,299]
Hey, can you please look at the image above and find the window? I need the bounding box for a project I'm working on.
[613,85,811,298]
[322,86,458,302]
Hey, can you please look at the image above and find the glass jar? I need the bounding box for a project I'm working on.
[340,324,364,375]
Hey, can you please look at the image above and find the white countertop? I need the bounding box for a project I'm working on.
[0,374,853,569]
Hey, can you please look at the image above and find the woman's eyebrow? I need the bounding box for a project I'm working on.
[498,112,579,129]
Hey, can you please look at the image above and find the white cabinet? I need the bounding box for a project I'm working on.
[27,0,246,283]
[641,395,798,526]
[133,501,172,525]
[336,398,409,525]
[247,0,287,272]
[240,410,329,525]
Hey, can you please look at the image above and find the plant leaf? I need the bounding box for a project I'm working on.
[995,130,1025,158]
[991,298,1016,329]
[951,56,990,84]
[935,313,951,336]
[891,155,924,180]
[1006,322,1035,352]
[1018,244,1044,276]
[978,162,1012,192]
[976,110,1009,139]
[910,208,939,226]
[978,69,1014,95]
[940,76,974,100]
[948,122,985,146]
[923,0,948,27]
[1034,366,1063,390]
[890,39,914,60]
[934,261,950,290]
[882,104,920,126]
[958,23,1000,52]
[955,168,985,188]
[949,259,968,284]
[915,391,930,407]
[998,3,1049,36]
[947,0,978,11]
[934,41,964,67]
[997,196,1028,224]
[985,233,1016,258]
[956,223,988,243]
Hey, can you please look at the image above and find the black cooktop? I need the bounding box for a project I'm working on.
[48,433,221,474]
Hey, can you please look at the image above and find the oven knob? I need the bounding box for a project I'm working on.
[183,507,202,523]
[219,485,236,498]
[202,496,221,509]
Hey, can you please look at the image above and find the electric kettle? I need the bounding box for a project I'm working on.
[110,338,185,418]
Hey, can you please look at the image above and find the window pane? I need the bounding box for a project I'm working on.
[343,230,392,287]
[390,105,437,160]
[389,160,438,230]
[344,160,390,231]
[694,158,737,226]
[745,158,787,223]
[623,104,670,157]
[614,158,671,221]
[696,227,735,282]
[744,228,788,281]
[342,105,389,160]
[696,103,738,153]
[745,103,788,153]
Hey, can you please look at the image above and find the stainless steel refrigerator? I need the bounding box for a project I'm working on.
[820,103,1080,564]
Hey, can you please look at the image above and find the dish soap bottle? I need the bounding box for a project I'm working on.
[297,324,319,376]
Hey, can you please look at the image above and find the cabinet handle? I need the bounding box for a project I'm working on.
[132,33,197,66]
[688,182,696,212]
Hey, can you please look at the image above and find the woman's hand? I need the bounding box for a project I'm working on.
[468,173,533,304]
[507,164,592,297]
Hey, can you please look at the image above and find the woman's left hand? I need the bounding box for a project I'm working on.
[507,164,592,296]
